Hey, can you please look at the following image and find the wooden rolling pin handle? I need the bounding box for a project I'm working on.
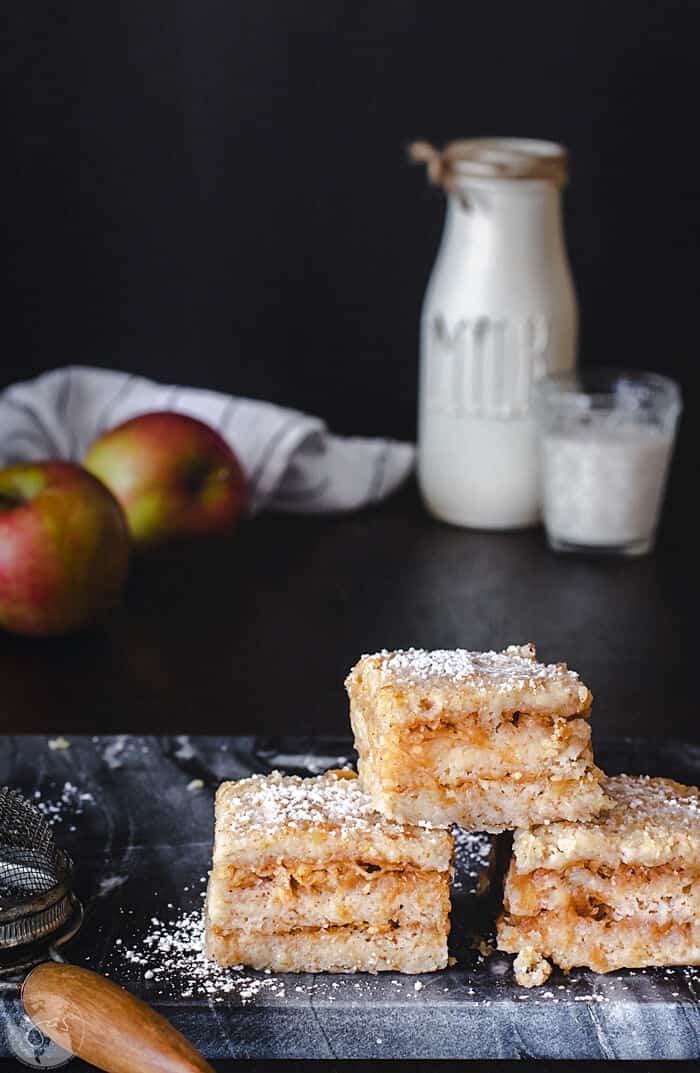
[22,961,214,1073]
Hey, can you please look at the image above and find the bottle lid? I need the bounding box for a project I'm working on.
[409,137,568,193]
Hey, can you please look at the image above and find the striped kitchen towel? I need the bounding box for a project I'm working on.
[0,367,414,514]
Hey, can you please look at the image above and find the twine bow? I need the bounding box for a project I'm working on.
[408,141,463,195]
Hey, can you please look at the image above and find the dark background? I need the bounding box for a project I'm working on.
[4,1,699,453]
[1,1,697,731]
[1,10,698,1064]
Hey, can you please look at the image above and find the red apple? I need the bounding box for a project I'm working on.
[0,462,130,636]
[83,412,247,547]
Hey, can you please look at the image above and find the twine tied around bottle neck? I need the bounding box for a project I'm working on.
[409,138,568,204]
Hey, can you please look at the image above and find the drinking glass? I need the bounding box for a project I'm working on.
[533,369,682,556]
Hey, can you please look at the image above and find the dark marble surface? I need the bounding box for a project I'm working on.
[0,734,698,1061]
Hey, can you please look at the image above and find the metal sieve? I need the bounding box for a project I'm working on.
[0,786,82,975]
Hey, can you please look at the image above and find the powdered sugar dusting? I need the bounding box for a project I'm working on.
[514,775,700,873]
[605,774,700,831]
[452,828,493,893]
[120,909,286,1004]
[218,770,436,836]
[524,774,699,848]
[33,782,94,827]
[374,644,579,690]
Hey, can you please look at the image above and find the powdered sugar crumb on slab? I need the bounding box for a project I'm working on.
[119,910,282,1004]
[33,782,94,825]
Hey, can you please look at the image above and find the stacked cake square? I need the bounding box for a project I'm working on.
[497,774,700,984]
[345,643,609,833]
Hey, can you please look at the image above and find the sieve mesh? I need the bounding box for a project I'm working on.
[0,787,80,969]
[0,788,63,903]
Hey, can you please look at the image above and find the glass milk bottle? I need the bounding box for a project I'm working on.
[413,138,578,529]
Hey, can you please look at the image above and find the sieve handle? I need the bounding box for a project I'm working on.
[22,961,214,1073]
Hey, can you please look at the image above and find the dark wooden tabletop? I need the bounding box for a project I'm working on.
[1,482,695,745]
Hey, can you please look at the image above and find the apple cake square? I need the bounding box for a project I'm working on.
[205,768,453,973]
[346,644,609,833]
[497,774,700,985]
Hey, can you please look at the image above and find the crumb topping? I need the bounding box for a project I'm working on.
[368,644,580,692]
[602,775,700,833]
[218,770,433,836]
[513,775,700,872]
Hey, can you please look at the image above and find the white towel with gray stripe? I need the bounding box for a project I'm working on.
[0,367,414,514]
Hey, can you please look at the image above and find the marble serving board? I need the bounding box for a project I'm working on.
[0,734,698,1061]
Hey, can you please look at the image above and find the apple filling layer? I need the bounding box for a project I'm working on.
[505,863,699,924]
[498,910,700,975]
[206,859,449,931]
[400,711,594,782]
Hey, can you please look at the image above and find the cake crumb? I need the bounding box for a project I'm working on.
[513,947,552,988]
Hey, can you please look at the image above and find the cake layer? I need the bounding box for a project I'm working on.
[504,862,699,925]
[212,770,453,871]
[357,761,610,834]
[498,908,700,975]
[352,701,595,786]
[206,860,449,932]
[513,775,700,873]
[205,922,448,973]
[345,644,592,730]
